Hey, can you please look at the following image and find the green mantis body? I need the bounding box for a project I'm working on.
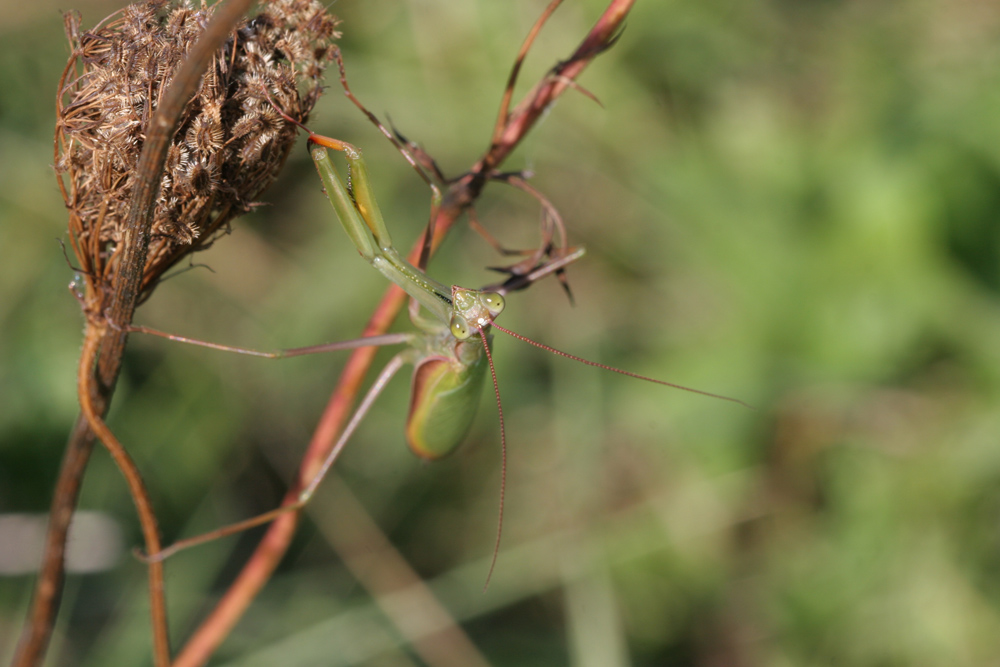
[308,134,507,459]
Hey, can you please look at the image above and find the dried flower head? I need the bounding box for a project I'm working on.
[56,0,340,310]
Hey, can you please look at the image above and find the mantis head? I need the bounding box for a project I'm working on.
[449,287,505,340]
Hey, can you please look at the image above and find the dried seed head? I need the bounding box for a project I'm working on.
[56,0,340,308]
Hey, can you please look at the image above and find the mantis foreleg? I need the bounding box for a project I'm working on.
[308,138,453,325]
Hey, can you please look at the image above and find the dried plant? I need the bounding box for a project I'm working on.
[55,0,341,314]
[15,3,339,666]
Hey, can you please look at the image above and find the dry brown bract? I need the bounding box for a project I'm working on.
[56,0,340,312]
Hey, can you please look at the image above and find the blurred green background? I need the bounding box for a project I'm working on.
[4,0,1000,664]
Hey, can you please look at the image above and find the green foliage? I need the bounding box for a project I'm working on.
[3,0,1000,664]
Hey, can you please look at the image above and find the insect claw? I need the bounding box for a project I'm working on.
[555,270,576,306]
[103,307,124,332]
[490,168,534,181]
[486,256,539,277]
[57,237,89,274]
[263,87,315,140]
[132,545,158,564]
[385,113,407,144]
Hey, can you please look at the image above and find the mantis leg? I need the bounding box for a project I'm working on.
[127,324,413,358]
[308,138,453,326]
[141,353,408,562]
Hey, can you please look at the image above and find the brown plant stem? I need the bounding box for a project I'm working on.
[12,2,255,666]
[483,0,635,174]
[76,330,170,666]
[11,413,97,667]
[173,2,635,664]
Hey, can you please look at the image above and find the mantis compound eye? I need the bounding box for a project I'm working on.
[481,292,505,318]
[450,314,472,340]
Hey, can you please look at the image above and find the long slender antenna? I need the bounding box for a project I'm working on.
[489,321,754,409]
[478,327,506,592]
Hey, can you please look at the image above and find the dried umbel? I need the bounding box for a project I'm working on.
[56,0,340,310]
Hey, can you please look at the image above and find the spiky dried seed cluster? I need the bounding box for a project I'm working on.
[56,0,340,308]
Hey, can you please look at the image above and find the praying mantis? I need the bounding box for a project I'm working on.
[129,59,749,583]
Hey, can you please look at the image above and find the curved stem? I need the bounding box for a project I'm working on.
[490,0,564,147]
[76,330,171,665]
